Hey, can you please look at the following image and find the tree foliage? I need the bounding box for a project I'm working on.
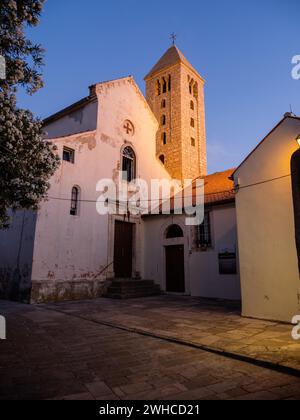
[0,0,59,228]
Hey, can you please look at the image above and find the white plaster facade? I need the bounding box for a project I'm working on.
[143,203,241,301]
[30,77,172,302]
[0,76,175,302]
[233,116,300,322]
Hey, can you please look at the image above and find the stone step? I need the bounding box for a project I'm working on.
[107,287,160,296]
[105,279,161,299]
[111,279,156,288]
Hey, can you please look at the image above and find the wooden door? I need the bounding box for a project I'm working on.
[165,245,185,293]
[114,221,133,278]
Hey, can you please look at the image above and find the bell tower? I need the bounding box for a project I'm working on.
[145,45,207,181]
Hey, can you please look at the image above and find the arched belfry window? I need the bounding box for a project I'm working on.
[162,77,167,94]
[291,149,300,273]
[156,80,161,96]
[166,224,184,239]
[122,146,136,182]
[159,155,165,165]
[193,82,199,99]
[70,186,80,216]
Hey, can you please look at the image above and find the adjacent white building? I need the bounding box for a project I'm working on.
[233,115,300,322]
[143,169,240,300]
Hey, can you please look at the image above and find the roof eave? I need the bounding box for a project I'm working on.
[231,115,300,179]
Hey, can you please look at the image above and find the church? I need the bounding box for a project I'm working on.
[1,45,300,323]
[0,45,240,304]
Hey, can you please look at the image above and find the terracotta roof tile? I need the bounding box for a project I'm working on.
[163,169,235,213]
[198,168,236,205]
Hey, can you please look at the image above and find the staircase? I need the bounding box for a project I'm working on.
[105,279,161,299]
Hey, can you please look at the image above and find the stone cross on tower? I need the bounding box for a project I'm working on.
[170,33,177,46]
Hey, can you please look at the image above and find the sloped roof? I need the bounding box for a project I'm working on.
[43,77,134,126]
[199,168,236,205]
[231,114,300,179]
[43,94,97,127]
[144,45,203,80]
[153,169,236,215]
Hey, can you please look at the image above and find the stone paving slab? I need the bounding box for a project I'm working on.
[42,296,300,374]
[1,299,300,400]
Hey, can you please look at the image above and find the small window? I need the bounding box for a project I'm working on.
[63,147,75,164]
[190,118,195,128]
[166,224,184,239]
[122,146,136,182]
[162,132,167,145]
[190,100,194,111]
[191,138,196,147]
[161,115,166,126]
[219,253,237,275]
[161,99,166,109]
[70,186,79,216]
[197,212,212,248]
[168,75,171,91]
[159,155,165,165]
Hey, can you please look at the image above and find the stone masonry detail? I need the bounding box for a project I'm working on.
[145,46,207,181]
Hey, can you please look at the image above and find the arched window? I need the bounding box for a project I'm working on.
[162,77,167,94]
[190,118,195,128]
[161,99,166,109]
[122,146,136,182]
[156,80,161,96]
[70,186,80,216]
[161,115,166,126]
[166,224,184,239]
[168,75,171,91]
[190,100,194,111]
[193,82,198,99]
[159,155,165,165]
[291,149,300,273]
[162,132,167,145]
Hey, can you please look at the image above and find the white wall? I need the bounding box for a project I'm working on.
[0,210,37,302]
[30,77,171,302]
[190,205,240,300]
[142,215,191,293]
[143,204,241,300]
[234,117,300,322]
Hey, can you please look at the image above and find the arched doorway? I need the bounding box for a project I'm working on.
[165,225,185,293]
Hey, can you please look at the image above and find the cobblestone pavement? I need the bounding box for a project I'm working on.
[1,299,300,400]
[42,296,300,373]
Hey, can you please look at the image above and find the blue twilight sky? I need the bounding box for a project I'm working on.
[18,0,300,174]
